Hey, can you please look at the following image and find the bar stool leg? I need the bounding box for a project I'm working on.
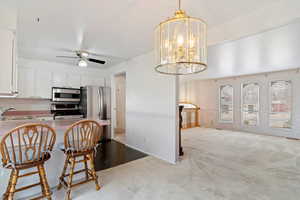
[3,170,14,200]
[89,153,100,191]
[7,169,19,200]
[58,155,70,190]
[38,166,46,196]
[83,155,89,181]
[38,164,52,200]
[66,157,76,200]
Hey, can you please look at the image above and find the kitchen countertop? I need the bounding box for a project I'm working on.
[0,118,110,136]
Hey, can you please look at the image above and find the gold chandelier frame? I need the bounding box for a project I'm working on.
[154,0,208,75]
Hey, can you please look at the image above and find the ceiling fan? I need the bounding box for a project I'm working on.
[56,50,106,67]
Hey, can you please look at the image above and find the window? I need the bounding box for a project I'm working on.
[242,83,259,126]
[269,80,292,128]
[219,85,233,122]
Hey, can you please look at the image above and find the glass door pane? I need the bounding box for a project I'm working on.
[219,85,233,122]
[242,83,259,126]
[269,80,292,128]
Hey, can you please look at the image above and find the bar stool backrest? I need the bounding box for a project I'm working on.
[0,124,56,167]
[64,120,102,153]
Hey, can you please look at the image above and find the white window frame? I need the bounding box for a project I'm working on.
[219,84,234,123]
[269,80,292,129]
[241,82,260,127]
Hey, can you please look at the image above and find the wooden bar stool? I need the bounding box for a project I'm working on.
[0,123,56,200]
[57,120,102,200]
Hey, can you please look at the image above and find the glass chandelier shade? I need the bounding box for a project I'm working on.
[155,4,207,75]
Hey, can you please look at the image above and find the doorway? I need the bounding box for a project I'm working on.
[113,73,126,144]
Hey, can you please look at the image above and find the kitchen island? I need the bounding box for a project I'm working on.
[0,118,110,199]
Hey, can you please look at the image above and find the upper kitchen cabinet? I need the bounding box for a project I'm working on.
[35,69,52,98]
[81,75,105,87]
[67,73,81,89]
[0,29,17,96]
[0,4,17,30]
[52,72,68,88]
[17,67,35,98]
[17,67,52,99]
[53,72,81,88]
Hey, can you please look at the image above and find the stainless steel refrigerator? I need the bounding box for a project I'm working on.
[80,86,111,140]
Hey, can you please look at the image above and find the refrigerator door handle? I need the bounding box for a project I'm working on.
[98,87,104,119]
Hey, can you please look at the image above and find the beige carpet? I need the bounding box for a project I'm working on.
[52,128,300,200]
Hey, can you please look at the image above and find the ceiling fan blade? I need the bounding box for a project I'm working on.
[88,58,106,64]
[56,56,78,59]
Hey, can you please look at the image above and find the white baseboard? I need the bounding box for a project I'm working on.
[125,143,177,165]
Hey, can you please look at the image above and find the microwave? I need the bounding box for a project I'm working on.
[52,87,81,102]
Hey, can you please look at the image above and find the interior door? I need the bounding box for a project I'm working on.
[115,74,126,133]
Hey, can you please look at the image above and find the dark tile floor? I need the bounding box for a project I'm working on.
[94,140,148,171]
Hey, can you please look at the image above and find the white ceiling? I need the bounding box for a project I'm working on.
[2,0,293,68]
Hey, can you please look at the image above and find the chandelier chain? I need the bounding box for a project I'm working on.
[178,0,181,10]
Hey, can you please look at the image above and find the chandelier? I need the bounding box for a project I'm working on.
[155,0,207,75]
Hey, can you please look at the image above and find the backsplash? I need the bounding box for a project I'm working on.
[0,98,51,111]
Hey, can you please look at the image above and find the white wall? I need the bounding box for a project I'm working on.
[108,52,179,164]
[183,19,300,81]
[180,79,217,128]
[180,69,300,139]
[208,0,300,46]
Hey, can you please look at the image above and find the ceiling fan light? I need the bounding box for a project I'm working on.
[78,59,88,67]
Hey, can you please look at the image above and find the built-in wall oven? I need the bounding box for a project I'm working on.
[50,103,83,119]
[51,87,82,119]
[52,87,81,102]
[50,103,80,111]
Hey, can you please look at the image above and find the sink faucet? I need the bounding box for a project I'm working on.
[0,107,16,120]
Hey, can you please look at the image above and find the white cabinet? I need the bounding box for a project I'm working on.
[17,67,35,98]
[81,75,105,87]
[67,74,81,88]
[81,75,93,86]
[18,68,52,99]
[35,70,52,98]
[0,29,17,96]
[93,76,105,86]
[52,72,67,87]
[16,66,106,99]
[53,72,81,88]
